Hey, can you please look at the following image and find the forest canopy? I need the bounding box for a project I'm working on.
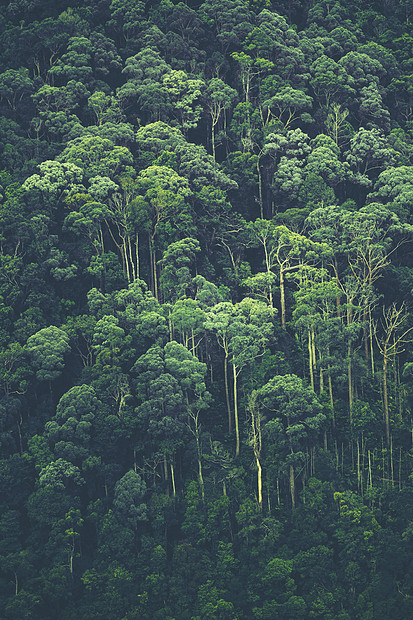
[2,0,413,618]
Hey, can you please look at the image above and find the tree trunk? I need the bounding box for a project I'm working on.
[383,354,390,445]
[224,353,232,433]
[135,233,140,279]
[308,328,315,391]
[348,342,353,425]
[328,364,335,427]
[153,248,159,301]
[280,267,286,328]
[289,463,295,510]
[198,456,205,504]
[256,455,262,508]
[233,364,240,457]
[257,158,263,219]
[170,462,176,497]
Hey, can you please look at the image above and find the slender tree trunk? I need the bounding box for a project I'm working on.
[280,267,286,328]
[308,328,315,391]
[311,328,317,388]
[122,240,131,283]
[128,237,136,281]
[153,248,159,301]
[257,158,263,219]
[348,342,353,424]
[289,463,295,510]
[224,353,232,433]
[368,449,373,491]
[328,364,335,427]
[363,307,369,370]
[256,455,262,509]
[369,307,375,375]
[233,364,240,457]
[149,233,154,294]
[383,354,390,445]
[263,245,273,308]
[170,462,176,497]
[163,454,169,496]
[198,456,205,504]
[211,120,216,161]
[135,233,139,279]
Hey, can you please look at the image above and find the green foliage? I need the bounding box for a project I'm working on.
[2,1,413,618]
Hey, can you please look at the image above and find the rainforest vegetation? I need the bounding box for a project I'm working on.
[2,0,413,617]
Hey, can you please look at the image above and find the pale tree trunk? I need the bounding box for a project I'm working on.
[348,342,353,424]
[190,409,205,503]
[153,250,159,301]
[233,364,240,457]
[328,365,335,427]
[211,120,216,161]
[280,267,286,328]
[308,328,315,391]
[224,352,232,433]
[311,328,317,387]
[369,307,375,375]
[248,392,263,509]
[170,462,176,498]
[289,463,295,510]
[257,457,262,508]
[263,242,273,308]
[257,158,263,219]
[383,353,390,446]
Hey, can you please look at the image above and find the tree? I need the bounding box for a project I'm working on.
[310,55,354,109]
[257,374,325,509]
[57,135,134,180]
[113,470,147,528]
[0,68,34,114]
[162,70,205,135]
[159,237,200,303]
[118,47,172,123]
[375,303,413,446]
[261,87,313,131]
[26,326,70,383]
[134,165,193,299]
[204,78,237,160]
[133,341,211,496]
[346,128,397,187]
[45,384,102,465]
[247,221,331,328]
[22,160,85,205]
[205,298,276,456]
[88,91,125,127]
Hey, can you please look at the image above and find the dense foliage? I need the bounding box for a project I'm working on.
[2,0,413,617]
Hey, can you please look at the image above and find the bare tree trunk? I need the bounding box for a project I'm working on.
[289,463,295,510]
[348,342,353,425]
[328,365,335,427]
[280,267,286,328]
[233,364,240,457]
[383,354,390,445]
[257,158,263,219]
[256,456,262,508]
[170,462,176,497]
[224,353,232,433]
[308,329,315,391]
[211,121,216,161]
